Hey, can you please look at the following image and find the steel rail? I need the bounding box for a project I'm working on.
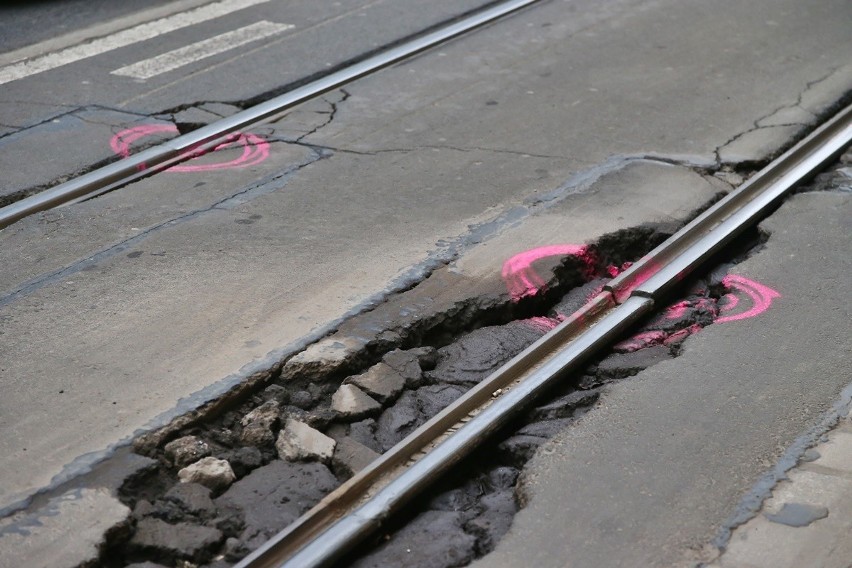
[235,102,852,568]
[0,0,541,230]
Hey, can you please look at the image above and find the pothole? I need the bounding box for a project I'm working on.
[345,227,772,568]
[96,203,750,566]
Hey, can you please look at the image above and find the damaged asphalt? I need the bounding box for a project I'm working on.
[0,0,851,566]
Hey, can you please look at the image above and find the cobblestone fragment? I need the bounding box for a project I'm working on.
[239,400,280,447]
[276,418,336,463]
[178,457,236,491]
[348,362,406,403]
[331,384,382,419]
[164,435,211,468]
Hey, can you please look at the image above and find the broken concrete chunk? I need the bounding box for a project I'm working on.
[162,482,217,520]
[347,362,405,403]
[427,322,546,386]
[129,518,223,564]
[331,384,382,419]
[332,436,380,477]
[164,435,211,468]
[348,418,381,453]
[239,400,280,447]
[275,418,336,463]
[178,457,236,491]
[382,348,429,386]
[0,488,130,568]
[281,337,366,381]
[215,461,339,554]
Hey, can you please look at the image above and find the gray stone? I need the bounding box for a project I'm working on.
[164,435,211,468]
[125,562,169,568]
[415,384,467,418]
[178,457,236,491]
[281,337,365,381]
[331,384,382,419]
[262,384,289,405]
[347,362,406,403]
[290,389,314,409]
[129,517,223,563]
[162,482,217,520]
[275,418,336,463]
[240,400,280,447]
[351,510,476,568]
[332,436,381,476]
[215,460,339,553]
[0,488,130,568]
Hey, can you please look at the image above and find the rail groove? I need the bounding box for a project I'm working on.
[235,103,852,568]
[0,0,541,230]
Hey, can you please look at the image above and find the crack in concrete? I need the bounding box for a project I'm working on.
[713,67,845,166]
[294,88,350,144]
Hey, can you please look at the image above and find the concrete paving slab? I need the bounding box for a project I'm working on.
[475,191,852,568]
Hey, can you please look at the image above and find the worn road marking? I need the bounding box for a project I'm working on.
[111,21,293,80]
[0,0,272,85]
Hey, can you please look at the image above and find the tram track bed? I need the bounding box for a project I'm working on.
[39,133,836,567]
[112,227,764,567]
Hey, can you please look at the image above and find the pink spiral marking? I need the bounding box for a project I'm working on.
[506,244,782,340]
[716,274,781,323]
[110,124,269,172]
[501,244,597,301]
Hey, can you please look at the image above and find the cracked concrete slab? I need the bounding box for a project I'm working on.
[0,488,130,568]
[0,0,850,525]
[0,108,175,206]
[474,191,852,568]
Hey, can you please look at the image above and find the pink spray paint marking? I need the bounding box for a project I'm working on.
[716,274,781,323]
[110,124,270,173]
[503,243,782,343]
[501,244,599,301]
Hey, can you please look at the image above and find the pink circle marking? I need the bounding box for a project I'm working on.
[110,124,269,172]
[504,244,782,343]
